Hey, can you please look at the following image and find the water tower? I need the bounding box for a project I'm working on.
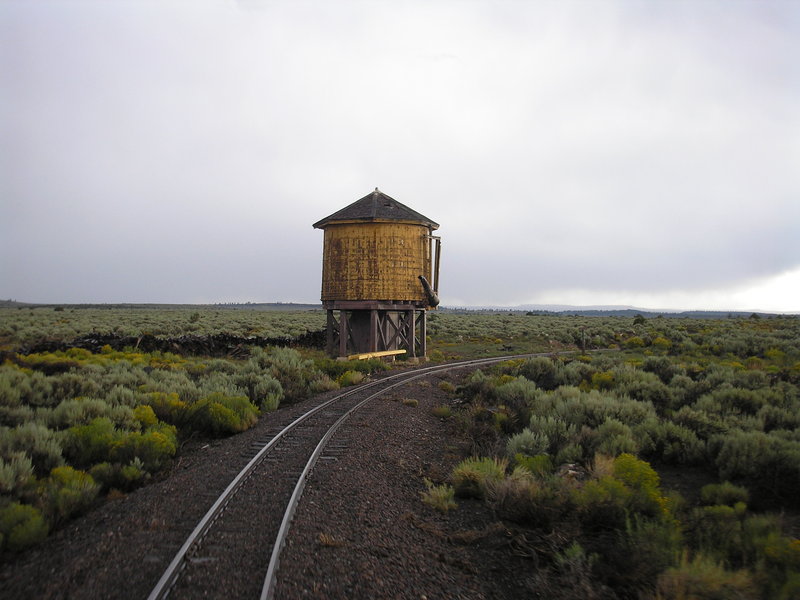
[313,188,441,360]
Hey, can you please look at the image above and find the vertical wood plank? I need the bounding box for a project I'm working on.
[339,311,349,357]
[326,310,335,356]
[369,309,378,353]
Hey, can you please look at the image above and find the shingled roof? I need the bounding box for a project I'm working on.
[313,188,439,230]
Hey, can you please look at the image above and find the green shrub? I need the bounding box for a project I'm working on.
[506,428,549,459]
[41,465,100,526]
[758,403,800,432]
[0,366,24,409]
[634,418,705,465]
[594,418,638,457]
[613,453,668,518]
[710,430,800,506]
[573,475,632,531]
[48,397,135,430]
[16,371,55,407]
[251,375,283,411]
[144,392,188,426]
[557,360,596,388]
[575,453,669,531]
[438,380,456,394]
[261,392,281,412]
[488,468,570,529]
[592,516,683,594]
[700,481,750,507]
[655,552,758,599]
[0,404,34,428]
[101,385,139,409]
[551,542,599,593]
[89,458,148,492]
[672,405,727,439]
[458,369,500,404]
[642,356,683,385]
[420,478,457,512]
[142,369,201,403]
[49,372,101,404]
[250,347,333,403]
[133,404,158,428]
[624,336,646,349]
[0,422,64,475]
[669,374,704,407]
[186,393,259,436]
[0,452,35,495]
[455,403,503,456]
[528,415,577,456]
[431,405,452,419]
[590,370,615,391]
[549,387,656,430]
[700,387,767,416]
[315,356,388,380]
[428,349,445,362]
[514,453,553,477]
[451,456,507,499]
[743,520,800,596]
[686,503,747,562]
[233,366,284,409]
[337,370,364,387]
[518,357,559,390]
[495,377,540,427]
[554,443,583,465]
[65,417,118,467]
[616,369,674,413]
[111,424,178,472]
[0,502,48,552]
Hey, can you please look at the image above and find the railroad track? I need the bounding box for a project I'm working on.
[147,352,572,600]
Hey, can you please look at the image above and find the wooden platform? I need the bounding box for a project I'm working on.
[323,301,427,359]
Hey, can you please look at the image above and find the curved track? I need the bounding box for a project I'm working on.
[147,352,568,600]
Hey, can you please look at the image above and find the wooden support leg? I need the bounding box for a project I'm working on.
[370,309,378,353]
[326,310,336,357]
[419,310,427,358]
[407,309,416,358]
[339,311,349,358]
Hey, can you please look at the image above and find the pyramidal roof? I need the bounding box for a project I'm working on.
[313,188,439,230]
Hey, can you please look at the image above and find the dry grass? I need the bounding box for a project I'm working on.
[317,532,345,547]
[420,478,457,512]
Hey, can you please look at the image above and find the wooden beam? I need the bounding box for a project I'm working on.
[345,349,407,361]
[339,310,349,357]
[326,310,336,357]
[369,309,378,353]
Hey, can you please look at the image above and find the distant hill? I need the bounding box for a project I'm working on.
[211,302,322,311]
[0,300,38,308]
[0,300,323,311]
[440,305,796,319]
[3,299,794,318]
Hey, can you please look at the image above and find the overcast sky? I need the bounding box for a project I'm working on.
[2,0,798,312]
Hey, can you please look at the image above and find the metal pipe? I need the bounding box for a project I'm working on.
[433,237,441,293]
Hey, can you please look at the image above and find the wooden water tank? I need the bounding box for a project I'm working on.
[313,189,440,305]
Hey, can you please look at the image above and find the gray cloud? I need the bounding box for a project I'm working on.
[1,1,798,310]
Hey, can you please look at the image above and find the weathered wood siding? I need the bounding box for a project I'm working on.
[320,221,432,302]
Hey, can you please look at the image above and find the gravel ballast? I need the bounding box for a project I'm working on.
[1,369,533,599]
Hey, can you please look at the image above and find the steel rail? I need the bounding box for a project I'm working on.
[146,376,398,600]
[260,370,440,600]
[148,351,580,600]
[259,352,565,600]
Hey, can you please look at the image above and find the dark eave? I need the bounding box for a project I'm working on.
[313,188,439,230]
